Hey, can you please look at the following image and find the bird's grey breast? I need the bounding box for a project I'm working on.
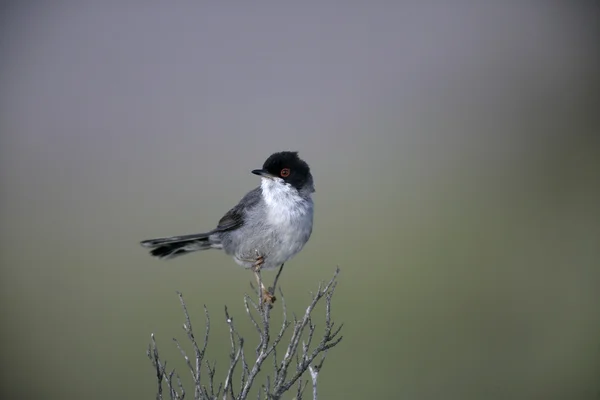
[227,180,313,270]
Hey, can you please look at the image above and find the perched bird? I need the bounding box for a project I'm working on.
[140,151,315,303]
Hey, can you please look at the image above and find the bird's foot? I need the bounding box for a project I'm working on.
[262,286,276,306]
[250,252,276,305]
[251,251,264,272]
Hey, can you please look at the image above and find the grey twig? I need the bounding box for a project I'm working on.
[223,306,244,399]
[308,352,326,400]
[270,263,285,299]
[148,268,343,400]
[147,333,182,400]
[176,291,210,400]
[271,267,342,398]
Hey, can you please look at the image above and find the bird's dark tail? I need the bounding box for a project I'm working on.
[140,232,214,260]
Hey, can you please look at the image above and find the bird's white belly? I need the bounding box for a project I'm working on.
[230,178,313,270]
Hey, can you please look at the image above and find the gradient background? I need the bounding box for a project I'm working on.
[1,3,599,399]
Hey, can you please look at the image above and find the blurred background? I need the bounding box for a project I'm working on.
[1,3,599,399]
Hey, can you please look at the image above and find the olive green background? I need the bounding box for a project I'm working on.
[1,3,599,399]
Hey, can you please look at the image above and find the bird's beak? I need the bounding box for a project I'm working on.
[251,169,275,179]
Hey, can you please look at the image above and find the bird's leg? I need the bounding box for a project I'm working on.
[251,251,275,305]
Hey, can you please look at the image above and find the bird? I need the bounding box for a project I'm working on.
[140,151,315,303]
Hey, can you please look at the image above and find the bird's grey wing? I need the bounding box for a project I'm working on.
[213,187,262,232]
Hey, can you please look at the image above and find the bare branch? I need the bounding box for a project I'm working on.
[176,291,207,399]
[147,268,342,400]
[296,378,308,400]
[176,373,185,399]
[204,360,217,399]
[223,306,244,399]
[272,268,342,397]
[148,333,182,400]
[308,352,327,400]
[269,263,285,299]
[244,295,262,340]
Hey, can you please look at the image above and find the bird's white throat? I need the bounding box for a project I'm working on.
[260,178,310,224]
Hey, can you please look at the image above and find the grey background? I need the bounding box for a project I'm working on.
[1,3,599,399]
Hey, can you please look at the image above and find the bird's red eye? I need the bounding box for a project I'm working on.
[280,168,290,177]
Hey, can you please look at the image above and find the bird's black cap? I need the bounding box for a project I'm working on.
[251,151,312,191]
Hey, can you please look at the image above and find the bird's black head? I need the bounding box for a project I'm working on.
[251,151,313,192]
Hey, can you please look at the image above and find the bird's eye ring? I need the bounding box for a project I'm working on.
[280,168,290,177]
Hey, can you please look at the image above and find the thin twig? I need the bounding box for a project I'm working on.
[223,306,243,400]
[148,333,181,400]
[177,291,205,400]
[270,263,285,298]
[308,352,327,400]
[147,268,343,400]
[272,268,342,397]
[308,364,318,400]
[204,360,217,398]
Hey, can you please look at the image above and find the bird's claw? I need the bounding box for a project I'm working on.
[262,287,276,306]
[251,253,265,272]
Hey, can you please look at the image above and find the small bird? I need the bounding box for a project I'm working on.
[140,151,315,303]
